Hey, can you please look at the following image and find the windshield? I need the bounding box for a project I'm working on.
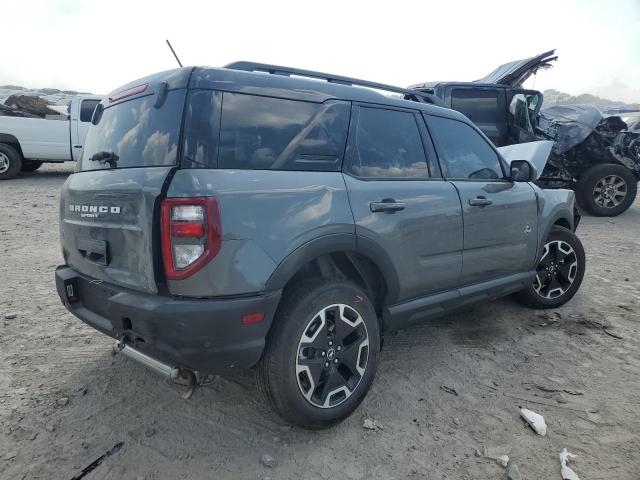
[80,89,186,171]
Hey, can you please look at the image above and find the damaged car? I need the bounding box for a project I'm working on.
[410,49,640,216]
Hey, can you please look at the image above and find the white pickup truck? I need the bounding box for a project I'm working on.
[0,94,103,179]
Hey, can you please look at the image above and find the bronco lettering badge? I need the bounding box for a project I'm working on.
[68,204,121,218]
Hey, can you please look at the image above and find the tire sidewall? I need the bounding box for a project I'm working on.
[264,280,380,428]
[0,143,22,180]
[579,164,637,217]
[521,227,586,308]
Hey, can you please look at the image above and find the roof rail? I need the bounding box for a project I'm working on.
[224,61,446,107]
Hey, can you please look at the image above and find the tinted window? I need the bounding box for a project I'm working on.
[81,90,186,171]
[80,99,100,122]
[451,89,498,125]
[348,107,428,178]
[428,115,503,180]
[217,93,349,171]
[182,90,222,169]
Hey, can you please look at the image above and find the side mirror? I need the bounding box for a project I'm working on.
[510,160,537,182]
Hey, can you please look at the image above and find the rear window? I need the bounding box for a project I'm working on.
[451,89,499,125]
[80,89,186,171]
[182,91,350,171]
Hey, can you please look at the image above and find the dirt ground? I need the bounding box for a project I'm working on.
[1,163,639,480]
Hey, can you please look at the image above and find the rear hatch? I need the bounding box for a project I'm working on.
[59,68,192,294]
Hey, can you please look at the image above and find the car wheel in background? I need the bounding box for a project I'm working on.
[256,279,380,429]
[0,143,23,180]
[516,226,585,309]
[577,163,637,217]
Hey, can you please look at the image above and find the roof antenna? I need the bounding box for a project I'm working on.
[166,40,183,68]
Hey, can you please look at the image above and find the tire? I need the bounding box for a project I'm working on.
[576,164,637,216]
[515,226,585,309]
[0,143,23,180]
[256,279,381,429]
[21,160,43,172]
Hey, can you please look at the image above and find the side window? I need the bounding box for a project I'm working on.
[80,99,100,122]
[427,115,504,180]
[182,90,222,169]
[347,107,428,178]
[217,93,349,171]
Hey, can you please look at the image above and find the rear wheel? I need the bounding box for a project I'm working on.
[256,279,380,429]
[0,143,22,180]
[516,226,585,309]
[21,160,43,172]
[577,164,637,216]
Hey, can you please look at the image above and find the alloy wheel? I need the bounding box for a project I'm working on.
[593,174,627,208]
[533,240,578,299]
[295,304,369,409]
[0,152,9,174]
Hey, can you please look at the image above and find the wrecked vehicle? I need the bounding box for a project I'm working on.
[410,50,640,216]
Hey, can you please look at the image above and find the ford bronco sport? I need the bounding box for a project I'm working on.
[55,63,585,429]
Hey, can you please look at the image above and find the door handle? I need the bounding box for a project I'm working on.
[370,200,406,213]
[468,196,493,207]
[73,145,83,149]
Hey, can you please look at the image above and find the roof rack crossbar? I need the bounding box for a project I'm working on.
[224,61,445,107]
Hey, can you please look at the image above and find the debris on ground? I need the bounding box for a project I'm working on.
[70,442,124,480]
[71,384,88,397]
[559,448,581,480]
[507,461,522,480]
[259,454,276,468]
[4,312,17,319]
[363,418,384,431]
[495,455,510,467]
[57,396,69,407]
[440,385,458,396]
[603,328,624,339]
[520,408,547,436]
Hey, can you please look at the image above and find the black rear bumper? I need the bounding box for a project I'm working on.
[55,266,281,373]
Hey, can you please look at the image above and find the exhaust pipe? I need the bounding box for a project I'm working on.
[113,340,180,380]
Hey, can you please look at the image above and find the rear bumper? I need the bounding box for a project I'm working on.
[55,265,281,373]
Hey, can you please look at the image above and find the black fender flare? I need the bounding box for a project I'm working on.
[264,233,401,304]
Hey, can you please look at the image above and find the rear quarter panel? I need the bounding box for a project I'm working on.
[166,170,354,296]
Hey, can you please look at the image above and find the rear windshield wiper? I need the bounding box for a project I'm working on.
[89,151,119,168]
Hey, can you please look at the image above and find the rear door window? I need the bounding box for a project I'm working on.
[81,90,186,171]
[346,106,429,178]
[427,115,504,180]
[214,93,349,171]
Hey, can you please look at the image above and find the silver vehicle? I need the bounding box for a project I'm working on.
[55,63,585,429]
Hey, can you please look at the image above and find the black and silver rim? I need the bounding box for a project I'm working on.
[0,152,9,174]
[593,174,627,208]
[295,304,369,409]
[533,240,578,299]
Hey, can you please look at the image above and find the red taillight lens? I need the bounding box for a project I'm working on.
[161,197,222,280]
[108,83,149,103]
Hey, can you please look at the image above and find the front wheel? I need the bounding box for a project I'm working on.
[256,279,380,429]
[577,164,637,217]
[516,226,586,309]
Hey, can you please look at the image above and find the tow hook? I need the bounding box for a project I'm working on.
[113,339,198,400]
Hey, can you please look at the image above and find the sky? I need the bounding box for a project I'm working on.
[1,0,639,102]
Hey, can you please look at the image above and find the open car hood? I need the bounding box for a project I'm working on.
[474,50,558,87]
[498,140,554,179]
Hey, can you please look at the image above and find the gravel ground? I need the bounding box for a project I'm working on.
[1,163,639,480]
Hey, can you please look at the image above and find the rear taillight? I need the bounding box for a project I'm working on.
[161,197,222,280]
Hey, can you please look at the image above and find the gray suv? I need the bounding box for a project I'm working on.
[55,63,585,429]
